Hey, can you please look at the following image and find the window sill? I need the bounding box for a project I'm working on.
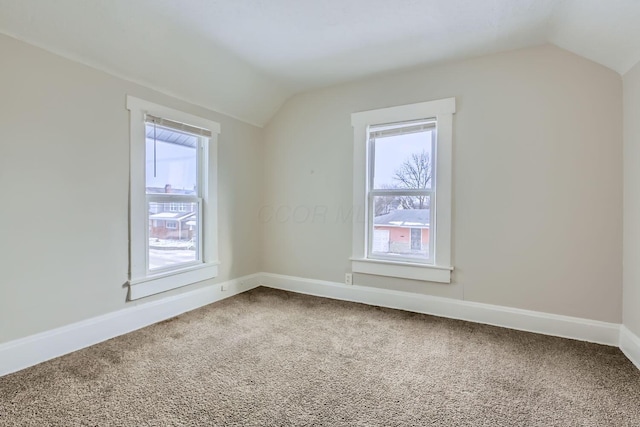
[127,262,220,300]
[351,258,452,283]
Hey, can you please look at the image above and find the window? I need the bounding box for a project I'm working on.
[368,119,435,264]
[351,98,455,283]
[127,96,220,300]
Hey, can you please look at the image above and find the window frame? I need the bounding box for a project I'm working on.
[367,122,436,265]
[351,98,455,283]
[126,96,220,300]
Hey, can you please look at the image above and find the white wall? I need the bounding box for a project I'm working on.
[623,60,640,337]
[262,45,623,323]
[0,36,626,345]
[0,34,264,344]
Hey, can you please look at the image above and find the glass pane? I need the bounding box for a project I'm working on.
[372,128,433,190]
[371,195,430,261]
[148,201,199,271]
[146,124,199,195]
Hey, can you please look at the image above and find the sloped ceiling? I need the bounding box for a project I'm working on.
[1,0,639,126]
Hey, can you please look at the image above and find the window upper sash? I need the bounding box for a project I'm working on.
[368,119,435,139]
[145,114,213,138]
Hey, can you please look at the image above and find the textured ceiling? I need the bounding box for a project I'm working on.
[1,0,639,126]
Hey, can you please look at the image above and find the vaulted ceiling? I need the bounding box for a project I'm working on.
[1,0,639,126]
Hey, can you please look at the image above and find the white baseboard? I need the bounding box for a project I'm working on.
[259,273,620,347]
[2,271,632,378]
[620,325,640,371]
[0,274,261,377]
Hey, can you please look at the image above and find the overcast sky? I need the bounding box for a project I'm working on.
[146,139,197,193]
[373,130,432,189]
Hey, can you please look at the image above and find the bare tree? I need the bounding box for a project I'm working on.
[374,184,399,216]
[393,150,431,209]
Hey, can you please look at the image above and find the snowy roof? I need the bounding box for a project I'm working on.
[149,212,195,221]
[373,209,429,228]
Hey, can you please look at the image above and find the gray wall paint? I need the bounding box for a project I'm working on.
[0,34,264,344]
[0,36,626,346]
[623,60,640,336]
[263,45,623,323]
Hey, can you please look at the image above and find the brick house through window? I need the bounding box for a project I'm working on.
[372,209,430,259]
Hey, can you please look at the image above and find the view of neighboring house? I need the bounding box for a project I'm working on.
[145,123,199,244]
[373,209,429,257]
[147,186,197,242]
[149,204,196,240]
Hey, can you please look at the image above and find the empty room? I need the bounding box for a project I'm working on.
[1,0,640,425]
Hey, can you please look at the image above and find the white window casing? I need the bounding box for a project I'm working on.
[126,96,220,300]
[351,98,455,283]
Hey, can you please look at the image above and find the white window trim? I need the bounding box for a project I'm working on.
[126,96,220,300]
[350,98,455,283]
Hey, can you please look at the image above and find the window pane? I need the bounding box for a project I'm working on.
[145,124,199,195]
[371,195,430,261]
[372,128,433,190]
[148,201,199,271]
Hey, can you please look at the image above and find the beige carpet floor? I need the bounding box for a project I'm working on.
[1,287,639,426]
